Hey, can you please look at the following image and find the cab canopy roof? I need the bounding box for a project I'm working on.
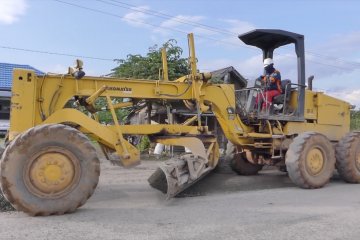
[238,29,304,51]
[238,29,306,120]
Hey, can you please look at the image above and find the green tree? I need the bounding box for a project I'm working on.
[351,110,360,130]
[109,40,190,151]
[94,97,130,124]
[111,39,189,80]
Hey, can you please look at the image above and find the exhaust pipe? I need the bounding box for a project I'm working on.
[308,75,314,90]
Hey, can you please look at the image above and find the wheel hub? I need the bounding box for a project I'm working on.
[26,149,79,198]
[306,148,324,175]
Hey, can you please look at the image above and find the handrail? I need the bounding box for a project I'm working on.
[235,82,307,118]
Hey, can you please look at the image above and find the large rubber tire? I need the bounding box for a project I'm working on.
[0,124,100,216]
[335,132,360,183]
[286,132,335,189]
[0,146,16,212]
[226,141,262,175]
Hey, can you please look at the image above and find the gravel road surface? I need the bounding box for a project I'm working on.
[1,159,360,240]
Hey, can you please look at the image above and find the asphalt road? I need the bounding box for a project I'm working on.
[0,159,360,240]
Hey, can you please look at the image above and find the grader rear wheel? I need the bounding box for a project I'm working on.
[335,132,360,183]
[286,132,335,189]
[0,124,100,216]
[226,142,262,175]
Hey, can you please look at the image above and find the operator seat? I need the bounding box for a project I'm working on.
[273,79,291,105]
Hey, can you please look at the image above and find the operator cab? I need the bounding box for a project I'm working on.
[237,29,307,122]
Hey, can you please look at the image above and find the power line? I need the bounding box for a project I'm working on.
[52,0,191,35]
[0,45,114,61]
[98,0,360,69]
[1,0,355,71]
[51,0,257,51]
[307,51,360,68]
[53,0,359,71]
[97,0,236,36]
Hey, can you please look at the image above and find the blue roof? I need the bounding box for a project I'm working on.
[0,63,44,89]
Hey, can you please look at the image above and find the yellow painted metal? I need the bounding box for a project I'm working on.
[10,70,253,144]
[202,84,253,144]
[305,148,324,175]
[154,136,219,167]
[15,67,344,161]
[113,101,133,109]
[161,48,169,81]
[182,115,198,126]
[85,85,107,105]
[9,73,194,140]
[43,109,201,136]
[284,89,350,141]
[48,75,64,115]
[303,90,318,120]
[284,122,347,142]
[10,69,37,137]
[106,94,139,167]
[155,137,208,160]
[206,141,220,167]
[8,32,352,170]
[188,33,198,80]
[316,92,350,126]
[29,152,75,195]
[289,90,350,130]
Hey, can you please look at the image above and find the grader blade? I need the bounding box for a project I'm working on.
[148,154,213,198]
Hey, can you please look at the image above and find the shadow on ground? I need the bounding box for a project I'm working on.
[177,169,294,197]
[177,169,343,198]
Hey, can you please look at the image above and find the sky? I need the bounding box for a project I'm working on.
[1,0,360,107]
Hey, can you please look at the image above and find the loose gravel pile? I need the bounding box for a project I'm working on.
[0,190,15,212]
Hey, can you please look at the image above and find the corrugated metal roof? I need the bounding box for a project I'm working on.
[0,63,44,89]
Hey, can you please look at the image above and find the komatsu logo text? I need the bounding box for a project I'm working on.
[106,86,132,93]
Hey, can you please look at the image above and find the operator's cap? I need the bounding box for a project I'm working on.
[263,58,274,68]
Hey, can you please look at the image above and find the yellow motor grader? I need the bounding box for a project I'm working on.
[0,30,358,216]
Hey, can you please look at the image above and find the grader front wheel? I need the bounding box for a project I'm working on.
[0,124,100,216]
[286,132,335,189]
[226,142,262,175]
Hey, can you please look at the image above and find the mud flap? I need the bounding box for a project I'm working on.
[148,154,213,198]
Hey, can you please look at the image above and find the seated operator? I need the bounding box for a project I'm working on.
[255,58,282,111]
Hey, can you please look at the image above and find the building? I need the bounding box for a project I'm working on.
[210,66,247,89]
[0,63,44,135]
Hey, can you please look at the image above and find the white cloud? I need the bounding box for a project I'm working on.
[199,53,297,80]
[161,15,204,29]
[0,0,27,24]
[217,19,256,46]
[221,19,255,35]
[191,26,218,36]
[122,5,152,27]
[319,31,360,56]
[37,63,99,76]
[122,7,209,37]
[306,31,360,80]
[326,89,360,109]
[119,6,360,103]
[47,64,67,74]
[199,58,238,72]
[154,15,208,36]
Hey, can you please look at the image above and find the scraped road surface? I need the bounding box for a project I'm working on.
[1,159,360,240]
